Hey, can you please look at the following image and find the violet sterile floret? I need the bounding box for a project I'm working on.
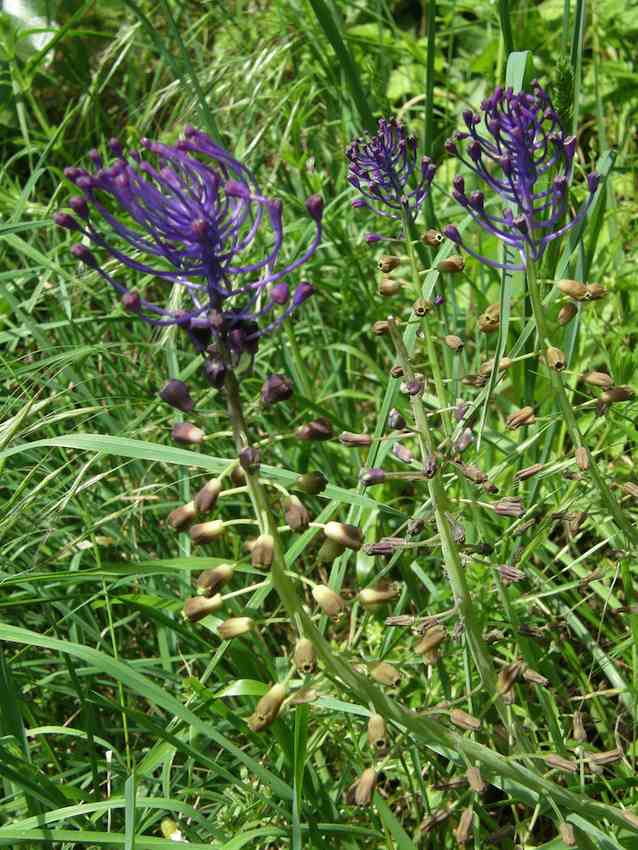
[57,127,322,367]
[443,82,599,271]
[347,118,436,221]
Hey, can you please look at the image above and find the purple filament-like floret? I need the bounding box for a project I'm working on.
[56,127,322,357]
[346,117,436,221]
[444,82,599,271]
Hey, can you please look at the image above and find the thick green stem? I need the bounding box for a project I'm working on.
[525,260,637,545]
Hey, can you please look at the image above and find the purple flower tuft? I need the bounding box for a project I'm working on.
[57,128,322,364]
[346,118,435,222]
[443,82,599,271]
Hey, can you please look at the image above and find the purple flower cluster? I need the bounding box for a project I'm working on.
[347,118,435,222]
[441,81,599,271]
[55,127,322,373]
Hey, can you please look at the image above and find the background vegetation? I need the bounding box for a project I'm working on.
[1,0,638,848]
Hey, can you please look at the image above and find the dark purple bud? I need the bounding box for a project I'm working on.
[452,190,468,207]
[191,219,209,240]
[70,244,98,268]
[444,138,458,156]
[352,198,367,209]
[260,373,293,406]
[293,281,315,306]
[405,379,423,397]
[69,196,89,219]
[442,225,461,244]
[387,408,406,430]
[468,141,481,161]
[270,283,290,305]
[224,180,251,199]
[296,417,333,441]
[553,175,568,194]
[462,110,475,129]
[365,233,383,244]
[171,422,204,445]
[108,137,123,156]
[469,192,484,211]
[54,212,79,231]
[423,454,437,478]
[433,293,445,306]
[159,379,194,413]
[499,155,513,175]
[88,148,101,166]
[121,290,141,312]
[305,194,324,222]
[203,358,226,388]
[564,136,577,159]
[239,446,260,473]
[588,172,600,193]
[360,468,385,487]
[513,216,528,234]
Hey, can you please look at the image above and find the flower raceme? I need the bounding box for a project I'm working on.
[442,81,599,271]
[347,117,436,222]
[55,127,322,368]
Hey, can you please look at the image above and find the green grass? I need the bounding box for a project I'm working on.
[1,0,638,848]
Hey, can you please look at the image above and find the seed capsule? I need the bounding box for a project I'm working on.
[194,478,223,513]
[506,406,536,430]
[247,683,286,732]
[460,463,487,484]
[168,500,197,531]
[378,255,401,273]
[378,277,403,296]
[493,497,524,517]
[414,297,432,317]
[183,594,223,622]
[545,754,577,772]
[217,616,254,640]
[312,584,346,617]
[585,283,607,300]
[294,638,316,675]
[285,496,310,532]
[239,446,260,473]
[498,660,522,701]
[189,519,225,545]
[582,371,614,389]
[558,302,578,325]
[450,709,481,731]
[339,431,372,447]
[196,563,234,596]
[559,823,576,847]
[296,417,333,441]
[498,564,525,584]
[572,711,587,742]
[546,346,566,371]
[601,386,634,404]
[251,534,274,569]
[387,408,406,430]
[360,468,386,487]
[260,373,293,406]
[324,521,363,551]
[575,447,589,471]
[414,625,447,655]
[295,471,328,495]
[438,255,465,273]
[478,303,500,333]
[588,748,623,766]
[423,228,445,247]
[479,356,512,376]
[171,422,204,445]
[317,538,345,564]
[455,806,473,846]
[558,279,588,300]
[444,334,464,352]
[514,463,544,482]
[159,379,194,413]
[359,585,399,608]
[372,320,390,335]
[353,767,377,806]
[367,713,388,754]
[466,766,486,793]
[370,661,402,687]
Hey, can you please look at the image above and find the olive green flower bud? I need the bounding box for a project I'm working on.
[312,584,346,617]
[359,585,399,608]
[194,478,223,513]
[559,823,576,847]
[217,616,254,640]
[584,283,607,300]
[558,302,578,325]
[196,563,234,596]
[423,228,444,247]
[183,594,223,622]
[171,422,204,445]
[546,346,566,371]
[478,303,500,333]
[294,638,316,675]
[444,334,464,352]
[339,431,372,447]
[377,255,401,272]
[367,713,388,754]
[285,495,310,532]
[466,766,485,793]
[506,405,536,430]
[455,806,473,846]
[247,683,286,732]
[295,470,328,495]
[324,521,363,551]
[230,465,246,486]
[370,661,401,688]
[189,519,225,545]
[450,708,481,731]
[161,818,183,840]
[353,767,377,806]
[251,534,274,569]
[558,279,588,300]
[317,538,346,564]
[168,500,197,531]
[438,255,465,273]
